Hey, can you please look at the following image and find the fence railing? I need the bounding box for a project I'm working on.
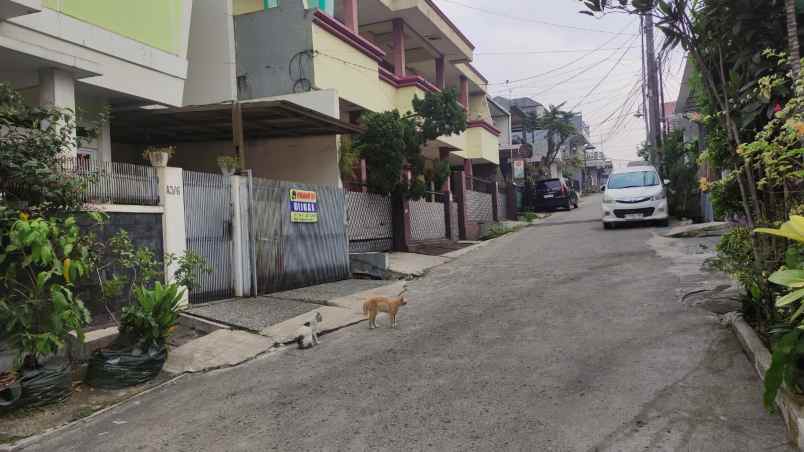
[64,159,160,206]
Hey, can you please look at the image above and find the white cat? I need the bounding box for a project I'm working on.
[295,312,323,349]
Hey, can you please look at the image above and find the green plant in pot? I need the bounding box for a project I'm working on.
[755,215,804,410]
[217,154,240,176]
[142,146,175,168]
[0,213,93,408]
[86,251,210,389]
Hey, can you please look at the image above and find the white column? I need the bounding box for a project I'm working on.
[39,68,77,157]
[230,175,245,297]
[158,166,189,307]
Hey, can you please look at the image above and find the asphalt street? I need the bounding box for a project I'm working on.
[24,194,791,451]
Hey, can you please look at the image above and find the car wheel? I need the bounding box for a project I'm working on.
[603,222,613,230]
[656,218,670,227]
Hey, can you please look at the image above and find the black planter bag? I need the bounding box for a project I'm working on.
[0,377,21,408]
[13,363,72,409]
[85,343,166,390]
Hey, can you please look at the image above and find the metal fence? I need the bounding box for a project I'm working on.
[410,198,446,242]
[183,170,235,304]
[251,178,350,294]
[466,190,494,224]
[346,191,393,253]
[66,159,160,206]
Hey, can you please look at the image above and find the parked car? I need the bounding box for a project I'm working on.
[531,178,578,211]
[601,165,669,229]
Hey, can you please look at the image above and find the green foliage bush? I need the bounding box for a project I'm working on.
[118,283,184,350]
[0,213,93,367]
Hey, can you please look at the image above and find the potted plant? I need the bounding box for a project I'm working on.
[85,251,210,389]
[142,146,175,168]
[217,155,240,176]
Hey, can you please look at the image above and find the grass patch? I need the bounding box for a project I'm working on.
[481,224,523,241]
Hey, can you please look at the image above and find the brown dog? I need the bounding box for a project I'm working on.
[362,296,407,329]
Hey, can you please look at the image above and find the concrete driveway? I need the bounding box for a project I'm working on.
[23,194,792,451]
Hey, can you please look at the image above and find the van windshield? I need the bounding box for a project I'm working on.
[607,171,659,189]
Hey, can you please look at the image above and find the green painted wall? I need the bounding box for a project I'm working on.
[43,0,185,55]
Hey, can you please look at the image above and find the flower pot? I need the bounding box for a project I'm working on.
[219,165,237,176]
[148,151,170,168]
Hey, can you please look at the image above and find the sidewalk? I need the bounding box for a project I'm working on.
[164,280,407,374]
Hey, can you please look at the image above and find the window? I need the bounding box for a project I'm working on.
[607,171,659,189]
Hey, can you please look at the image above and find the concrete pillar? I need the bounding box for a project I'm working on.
[158,166,189,307]
[359,158,368,193]
[439,147,452,199]
[343,0,359,32]
[392,19,406,77]
[435,57,445,89]
[391,192,411,252]
[459,75,469,109]
[231,176,245,297]
[463,158,474,191]
[39,68,77,157]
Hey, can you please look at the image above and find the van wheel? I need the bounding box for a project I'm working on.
[603,222,613,230]
[656,219,670,227]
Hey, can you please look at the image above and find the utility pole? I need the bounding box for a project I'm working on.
[643,8,663,167]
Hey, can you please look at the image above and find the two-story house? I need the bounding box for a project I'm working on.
[229,0,500,187]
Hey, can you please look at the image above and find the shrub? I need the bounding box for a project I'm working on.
[118,282,184,350]
[0,213,93,368]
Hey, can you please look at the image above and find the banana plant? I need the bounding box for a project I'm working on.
[757,215,804,310]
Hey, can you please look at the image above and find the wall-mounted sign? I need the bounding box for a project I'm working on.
[289,189,318,223]
[513,159,525,179]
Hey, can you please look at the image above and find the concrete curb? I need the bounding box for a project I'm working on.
[728,314,804,450]
[0,374,187,452]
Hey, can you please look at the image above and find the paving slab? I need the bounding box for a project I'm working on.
[329,280,407,313]
[163,329,274,374]
[186,296,315,332]
[387,252,451,276]
[265,279,391,304]
[260,306,365,343]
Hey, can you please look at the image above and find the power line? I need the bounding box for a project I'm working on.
[570,35,640,111]
[486,19,637,86]
[440,0,639,36]
[475,46,639,56]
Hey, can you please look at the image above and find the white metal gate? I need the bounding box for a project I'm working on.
[183,171,235,303]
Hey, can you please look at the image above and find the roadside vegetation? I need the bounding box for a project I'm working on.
[582,0,803,410]
[0,83,210,413]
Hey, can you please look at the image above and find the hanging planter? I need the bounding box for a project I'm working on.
[142,146,176,168]
[217,155,240,176]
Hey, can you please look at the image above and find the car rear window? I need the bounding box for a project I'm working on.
[535,180,562,191]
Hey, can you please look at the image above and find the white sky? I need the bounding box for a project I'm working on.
[436,0,684,163]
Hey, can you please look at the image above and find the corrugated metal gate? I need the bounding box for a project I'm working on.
[183,170,235,304]
[346,191,393,252]
[251,178,350,294]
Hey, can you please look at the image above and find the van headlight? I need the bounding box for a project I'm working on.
[652,190,666,201]
[603,192,616,204]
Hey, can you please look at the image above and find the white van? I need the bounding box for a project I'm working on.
[601,165,669,229]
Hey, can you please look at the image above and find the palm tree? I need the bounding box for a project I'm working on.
[786,0,801,77]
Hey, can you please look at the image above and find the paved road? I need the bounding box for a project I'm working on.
[26,194,791,451]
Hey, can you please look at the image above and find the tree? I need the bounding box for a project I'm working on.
[579,0,788,230]
[538,103,578,172]
[355,89,467,198]
[786,0,801,76]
